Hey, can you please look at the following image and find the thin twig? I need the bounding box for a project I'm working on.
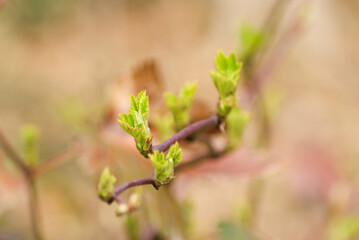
[152,114,218,153]
[109,177,156,204]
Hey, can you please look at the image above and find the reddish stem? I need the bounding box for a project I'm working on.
[152,114,218,153]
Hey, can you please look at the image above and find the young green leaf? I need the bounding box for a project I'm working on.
[166,141,182,165]
[118,90,152,156]
[226,107,250,149]
[210,50,242,117]
[165,82,197,130]
[149,142,182,187]
[20,124,39,167]
[98,167,117,202]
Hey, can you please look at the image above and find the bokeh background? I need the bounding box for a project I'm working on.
[0,0,359,239]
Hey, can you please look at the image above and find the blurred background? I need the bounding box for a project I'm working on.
[0,0,359,239]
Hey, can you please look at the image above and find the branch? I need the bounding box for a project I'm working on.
[0,129,30,176]
[152,114,218,153]
[243,9,305,109]
[32,143,80,177]
[109,177,156,204]
[0,128,43,240]
[107,114,220,204]
[28,178,43,240]
[174,150,227,173]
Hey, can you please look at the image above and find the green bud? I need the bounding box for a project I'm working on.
[210,50,242,118]
[165,82,197,130]
[98,167,116,202]
[149,142,182,187]
[118,90,152,156]
[20,124,39,167]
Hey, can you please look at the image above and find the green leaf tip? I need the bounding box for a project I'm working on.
[20,124,40,167]
[98,167,116,202]
[149,142,182,187]
[226,107,250,149]
[210,50,243,118]
[118,90,152,156]
[165,82,197,130]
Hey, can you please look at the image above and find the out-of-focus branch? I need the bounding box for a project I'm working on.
[28,177,43,240]
[0,129,31,177]
[174,150,227,173]
[0,128,43,240]
[243,7,306,109]
[32,143,81,177]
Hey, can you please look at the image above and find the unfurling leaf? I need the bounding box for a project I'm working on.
[167,141,182,165]
[118,90,152,156]
[210,50,242,118]
[149,142,182,187]
[20,124,39,166]
[226,107,250,149]
[98,167,116,202]
[165,82,197,130]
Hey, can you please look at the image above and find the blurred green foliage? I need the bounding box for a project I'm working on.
[152,113,175,141]
[1,0,77,34]
[218,221,256,240]
[237,24,265,63]
[125,215,140,240]
[327,216,359,240]
[57,98,87,131]
[20,124,40,166]
[226,107,250,149]
[165,82,197,130]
